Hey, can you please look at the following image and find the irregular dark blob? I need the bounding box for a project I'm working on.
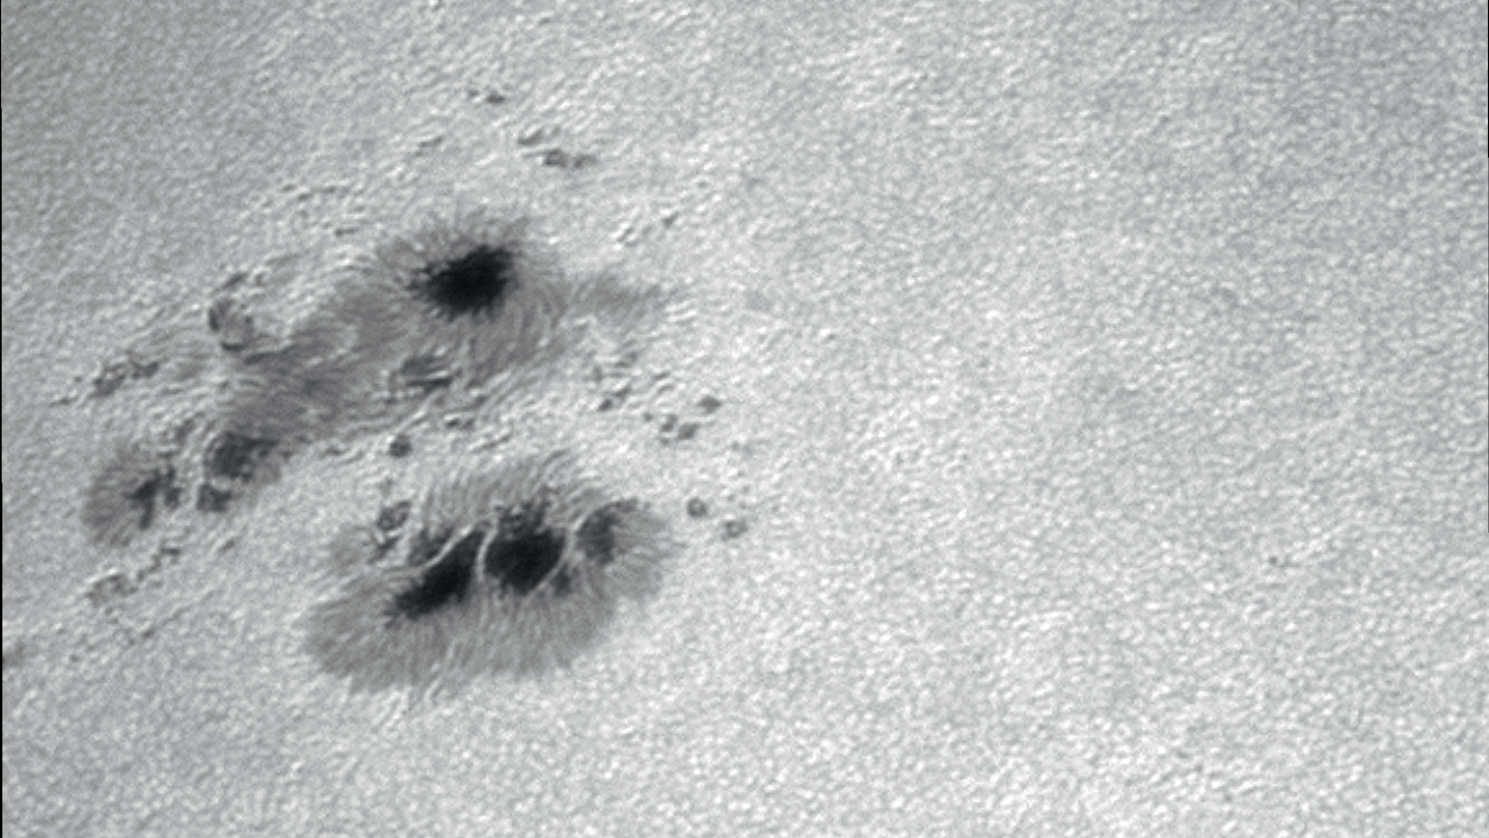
[539,148,597,169]
[207,296,255,351]
[376,500,412,533]
[387,433,413,458]
[415,245,515,320]
[575,500,637,566]
[160,476,183,508]
[206,299,229,332]
[675,421,700,442]
[205,431,277,481]
[195,483,232,512]
[390,529,482,620]
[685,497,709,519]
[124,464,179,530]
[465,87,507,106]
[92,373,125,399]
[596,382,632,412]
[483,502,566,594]
[85,570,137,608]
[697,395,723,414]
[92,356,161,398]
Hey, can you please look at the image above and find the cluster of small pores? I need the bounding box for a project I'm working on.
[82,206,681,696]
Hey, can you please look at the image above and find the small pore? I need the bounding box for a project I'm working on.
[483,502,566,595]
[389,528,482,620]
[415,245,516,320]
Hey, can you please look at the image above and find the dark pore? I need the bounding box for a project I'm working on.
[483,503,566,595]
[390,529,482,620]
[417,245,516,319]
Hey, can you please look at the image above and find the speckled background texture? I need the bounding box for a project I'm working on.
[3,1,1486,835]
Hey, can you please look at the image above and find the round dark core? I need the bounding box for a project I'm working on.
[414,244,517,319]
